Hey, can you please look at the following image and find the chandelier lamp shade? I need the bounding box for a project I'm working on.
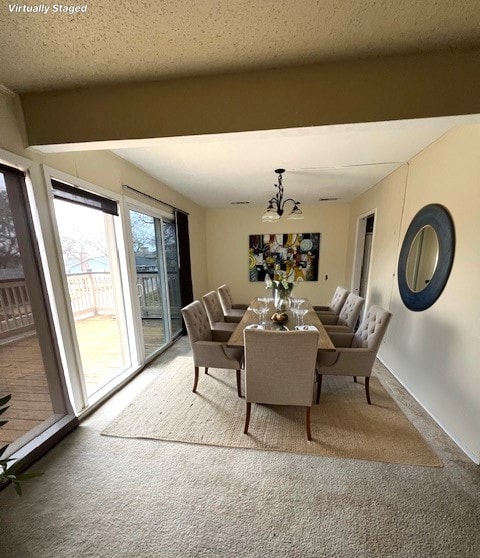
[262,169,304,222]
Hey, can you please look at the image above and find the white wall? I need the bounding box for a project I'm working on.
[205,203,350,305]
[347,126,480,463]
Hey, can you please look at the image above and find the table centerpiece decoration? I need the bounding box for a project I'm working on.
[265,271,294,312]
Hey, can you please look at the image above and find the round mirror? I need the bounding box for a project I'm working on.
[398,204,455,311]
[405,225,439,292]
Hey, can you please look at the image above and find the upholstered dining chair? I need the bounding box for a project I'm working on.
[321,293,365,331]
[243,328,319,441]
[181,301,244,397]
[316,305,392,405]
[314,286,349,318]
[202,290,238,341]
[217,284,248,323]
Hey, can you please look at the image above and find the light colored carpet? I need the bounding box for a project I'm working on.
[1,339,479,558]
[102,356,441,467]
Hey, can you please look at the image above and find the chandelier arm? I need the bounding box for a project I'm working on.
[282,198,300,206]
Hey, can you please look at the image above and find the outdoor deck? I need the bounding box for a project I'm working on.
[0,316,178,445]
[0,333,52,445]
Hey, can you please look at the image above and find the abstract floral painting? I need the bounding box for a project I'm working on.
[248,233,320,282]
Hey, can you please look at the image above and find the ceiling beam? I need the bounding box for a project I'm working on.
[21,47,480,147]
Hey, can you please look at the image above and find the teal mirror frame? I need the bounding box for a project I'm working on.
[398,204,455,311]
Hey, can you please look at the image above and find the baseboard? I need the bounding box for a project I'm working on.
[377,356,480,465]
[3,414,79,482]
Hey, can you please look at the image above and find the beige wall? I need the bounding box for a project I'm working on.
[345,165,408,314]
[205,203,350,305]
[0,87,28,155]
[21,47,480,146]
[347,126,480,463]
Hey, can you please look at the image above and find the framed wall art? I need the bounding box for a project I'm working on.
[248,233,320,282]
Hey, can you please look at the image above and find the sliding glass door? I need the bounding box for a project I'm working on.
[129,208,182,360]
[0,166,71,454]
[52,182,131,400]
[162,220,183,338]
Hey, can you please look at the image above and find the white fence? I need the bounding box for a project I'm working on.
[67,272,182,319]
[67,272,116,319]
[0,272,182,341]
[0,279,34,339]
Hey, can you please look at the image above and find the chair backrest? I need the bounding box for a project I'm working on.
[217,284,233,313]
[330,286,349,313]
[202,291,225,327]
[337,293,365,329]
[352,305,392,351]
[244,328,319,407]
[181,301,213,344]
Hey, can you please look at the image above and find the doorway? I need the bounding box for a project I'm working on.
[352,212,375,305]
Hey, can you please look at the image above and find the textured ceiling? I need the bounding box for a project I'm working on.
[1,0,480,93]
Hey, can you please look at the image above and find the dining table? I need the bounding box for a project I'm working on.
[227,297,335,352]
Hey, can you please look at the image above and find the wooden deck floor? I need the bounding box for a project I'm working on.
[0,334,53,445]
[0,316,182,445]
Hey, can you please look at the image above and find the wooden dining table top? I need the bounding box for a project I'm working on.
[227,298,335,352]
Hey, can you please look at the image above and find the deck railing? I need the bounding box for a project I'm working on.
[67,272,116,318]
[0,279,35,339]
[0,272,182,341]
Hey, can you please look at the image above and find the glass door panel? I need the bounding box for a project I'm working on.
[163,219,183,337]
[53,198,130,398]
[129,210,168,359]
[0,171,54,449]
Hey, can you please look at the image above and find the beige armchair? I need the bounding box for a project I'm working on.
[181,301,244,397]
[321,293,365,331]
[316,305,392,405]
[217,284,247,323]
[243,328,319,440]
[314,286,349,318]
[202,290,238,341]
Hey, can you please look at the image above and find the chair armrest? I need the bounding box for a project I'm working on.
[313,305,330,311]
[328,332,354,347]
[193,341,243,368]
[317,347,376,376]
[333,347,376,372]
[317,313,338,325]
[212,329,232,343]
[232,303,249,310]
[324,324,353,333]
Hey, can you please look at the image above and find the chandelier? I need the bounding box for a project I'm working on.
[262,168,303,222]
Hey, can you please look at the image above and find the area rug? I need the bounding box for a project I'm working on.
[102,356,442,467]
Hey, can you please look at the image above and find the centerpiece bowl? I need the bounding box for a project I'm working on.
[271,311,288,324]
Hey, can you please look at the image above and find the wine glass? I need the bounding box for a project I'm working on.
[259,306,268,325]
[291,306,300,327]
[252,307,262,324]
[296,307,308,326]
[290,298,301,311]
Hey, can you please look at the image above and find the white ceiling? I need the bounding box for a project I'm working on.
[111,115,480,208]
